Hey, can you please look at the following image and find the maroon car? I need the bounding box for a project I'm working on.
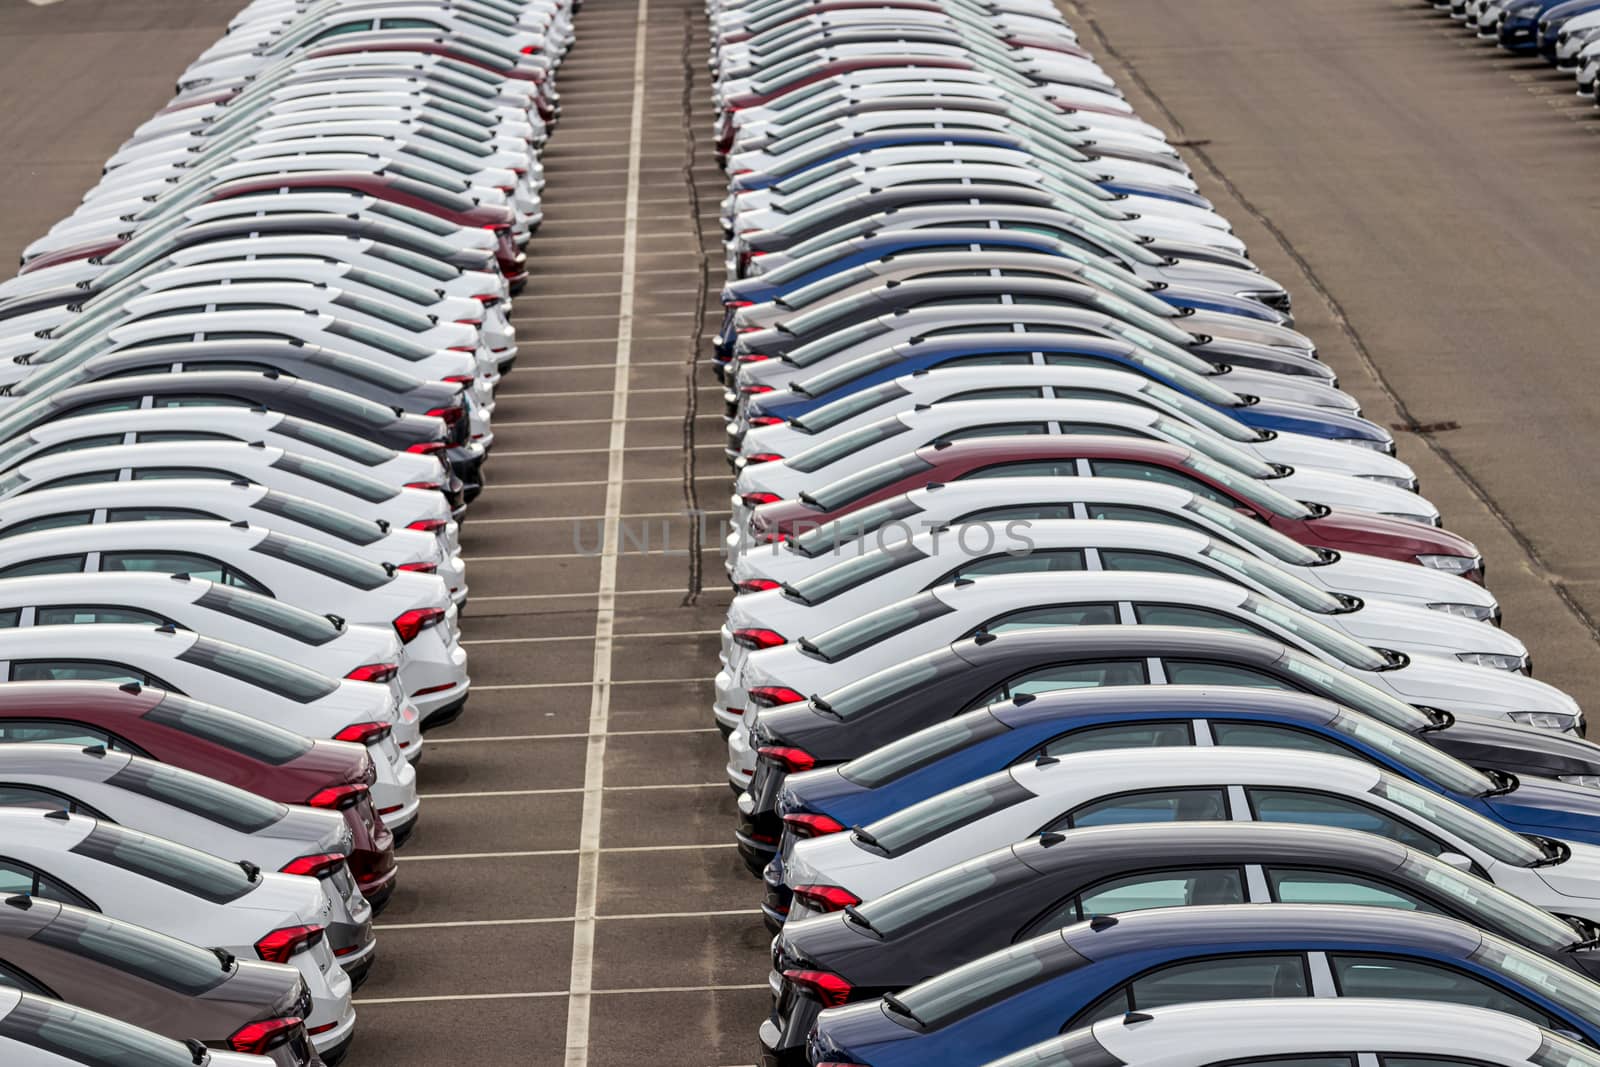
[717,1,948,44]
[0,682,397,918]
[747,435,1486,581]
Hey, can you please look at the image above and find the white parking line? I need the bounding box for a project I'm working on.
[357,984,765,1006]
[419,782,725,798]
[463,628,718,645]
[426,727,716,744]
[489,414,723,427]
[466,587,728,601]
[565,6,648,1063]
[483,443,726,455]
[378,908,758,931]
[464,545,721,561]
[401,842,732,863]
[477,473,726,490]
[474,677,705,692]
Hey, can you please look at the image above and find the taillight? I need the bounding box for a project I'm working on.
[520,44,538,54]
[474,293,501,305]
[783,812,845,839]
[442,374,476,385]
[280,853,345,879]
[783,968,853,1007]
[733,628,785,650]
[397,561,438,574]
[791,884,860,914]
[254,924,324,963]
[736,578,782,593]
[758,744,815,771]
[727,299,754,308]
[334,721,393,746]
[748,415,785,427]
[406,481,444,492]
[229,1017,304,1055]
[407,441,448,456]
[408,518,450,533]
[306,783,369,810]
[749,688,806,710]
[346,663,399,684]
[394,607,446,643]
[741,491,781,508]
[743,452,783,465]
[741,384,775,396]
[426,405,465,427]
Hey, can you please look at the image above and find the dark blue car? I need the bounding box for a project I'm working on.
[761,686,1600,928]
[807,905,1600,1067]
[1502,0,1567,49]
[1536,0,1600,58]
[735,332,1391,446]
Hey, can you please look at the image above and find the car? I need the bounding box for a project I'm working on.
[739,436,1484,579]
[732,626,1600,804]
[0,808,353,1057]
[0,987,287,1067]
[986,999,1600,1067]
[726,571,1565,745]
[728,401,1432,526]
[806,905,1600,1067]
[0,623,419,835]
[0,744,373,986]
[761,822,1600,1063]
[0,896,317,1066]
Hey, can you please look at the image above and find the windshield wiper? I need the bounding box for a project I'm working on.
[881,992,924,1027]
[843,904,876,933]
[1481,768,1520,798]
[210,946,236,972]
[1530,836,1571,868]
[851,824,883,849]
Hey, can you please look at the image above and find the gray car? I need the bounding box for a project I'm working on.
[0,987,277,1066]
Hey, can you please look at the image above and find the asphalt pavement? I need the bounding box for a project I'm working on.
[3,0,1600,1064]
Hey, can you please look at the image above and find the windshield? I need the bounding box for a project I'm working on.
[1182,453,1313,519]
[1276,650,1432,732]
[1471,933,1600,1020]
[107,758,288,834]
[1183,497,1322,566]
[1241,595,1389,671]
[1199,542,1342,613]
[1140,381,1256,442]
[177,635,341,703]
[142,692,312,764]
[1399,854,1577,952]
[787,417,911,474]
[807,453,934,512]
[792,494,923,558]
[1154,418,1275,478]
[1326,709,1488,793]
[1372,776,1545,867]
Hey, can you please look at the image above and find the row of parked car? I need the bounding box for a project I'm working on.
[1442,0,1600,97]
[0,0,575,1063]
[705,1,1600,1066]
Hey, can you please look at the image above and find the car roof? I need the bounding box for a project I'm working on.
[0,569,220,608]
[905,475,1195,511]
[0,680,166,716]
[0,743,131,785]
[1006,743,1384,798]
[929,568,1252,613]
[0,623,200,661]
[15,439,287,482]
[954,622,1292,668]
[1061,902,1484,962]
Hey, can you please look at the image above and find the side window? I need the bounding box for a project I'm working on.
[31,435,123,458]
[0,960,52,997]
[10,661,162,689]
[1058,424,1146,439]
[976,659,1148,705]
[981,603,1119,636]
[935,354,1035,368]
[1266,868,1445,914]
[1086,504,1207,531]
[130,468,233,482]
[0,556,87,578]
[0,513,95,540]
[0,720,123,751]
[307,18,373,42]
[1038,721,1193,758]
[36,606,171,627]
[1134,603,1271,637]
[1052,787,1230,831]
[1088,460,1236,509]
[1073,955,1310,1029]
[132,432,234,444]
[30,471,119,491]
[1213,1060,1355,1067]
[0,785,106,819]
[106,508,219,522]
[1020,868,1245,940]
[1329,954,1561,1029]
[933,549,1087,586]
[958,504,1077,522]
[378,16,442,28]
[0,857,93,909]
[1379,1060,1498,1067]
[935,421,1051,444]
[1100,549,1219,578]
[1246,788,1448,857]
[100,552,269,595]
[61,400,141,417]
[1211,721,1357,758]
[1164,660,1294,689]
[940,388,1046,401]
[150,395,251,409]
[959,460,1080,480]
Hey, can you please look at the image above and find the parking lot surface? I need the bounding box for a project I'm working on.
[5,0,1600,1064]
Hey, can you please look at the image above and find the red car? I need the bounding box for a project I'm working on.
[20,171,524,286]
[747,435,1486,581]
[718,55,979,114]
[0,681,397,923]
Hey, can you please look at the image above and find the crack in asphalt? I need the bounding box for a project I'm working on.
[1067,0,1600,650]
[678,12,711,607]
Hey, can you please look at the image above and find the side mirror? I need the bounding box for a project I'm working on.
[1438,851,1474,873]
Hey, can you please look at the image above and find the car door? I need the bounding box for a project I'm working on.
[967,658,1150,706]
[1014,865,1249,941]
[1068,953,1313,1029]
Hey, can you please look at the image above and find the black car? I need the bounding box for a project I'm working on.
[761,821,1600,1067]
[736,626,1600,871]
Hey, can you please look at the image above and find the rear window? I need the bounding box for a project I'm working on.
[71,822,256,904]
[792,381,911,434]
[792,495,923,558]
[34,907,232,996]
[858,772,1034,858]
[0,994,215,1067]
[251,531,391,591]
[141,692,312,765]
[840,712,1009,789]
[324,319,436,362]
[195,584,344,645]
[809,592,955,662]
[787,418,911,474]
[788,541,928,605]
[273,416,395,466]
[107,759,287,834]
[807,453,934,512]
[253,489,385,546]
[176,635,340,703]
[896,932,1091,1029]
[270,452,397,503]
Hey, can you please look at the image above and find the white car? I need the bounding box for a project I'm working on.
[0,519,464,736]
[782,747,1600,923]
[0,744,374,992]
[0,808,353,1050]
[719,518,1524,680]
[723,478,1500,622]
[995,999,1600,1067]
[0,441,453,544]
[726,571,1564,742]
[0,623,419,833]
[728,403,1439,535]
[0,478,462,603]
